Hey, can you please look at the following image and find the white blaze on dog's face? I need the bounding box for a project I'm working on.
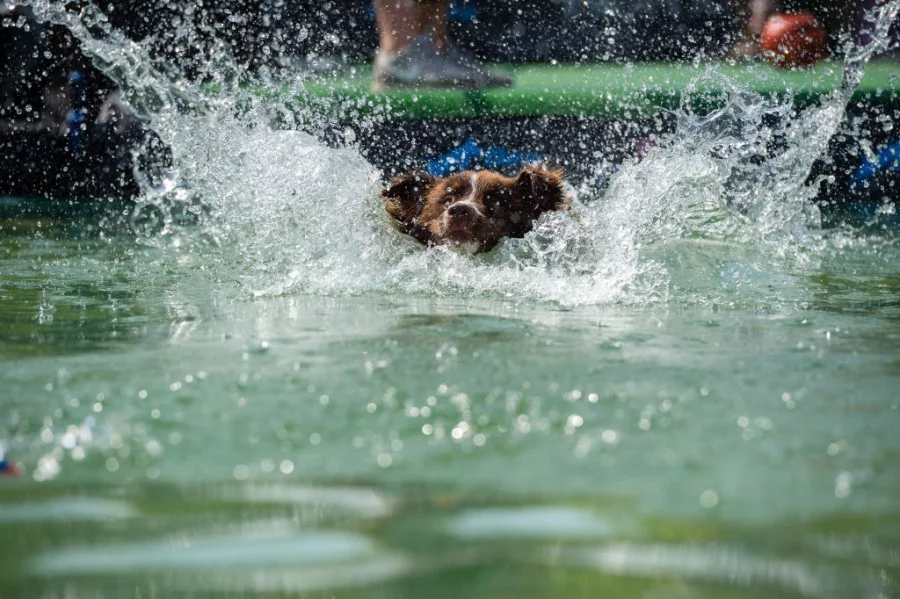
[382,166,570,254]
[436,172,492,249]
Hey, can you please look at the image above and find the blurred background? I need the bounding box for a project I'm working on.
[2,0,889,201]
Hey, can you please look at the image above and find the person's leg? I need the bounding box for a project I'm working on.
[729,0,783,58]
[371,0,512,91]
[748,0,782,35]
[374,0,422,54]
[420,0,512,87]
[418,0,450,54]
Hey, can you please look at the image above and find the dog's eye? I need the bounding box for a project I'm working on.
[442,186,467,203]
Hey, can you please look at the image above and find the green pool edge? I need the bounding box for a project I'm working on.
[248,59,900,122]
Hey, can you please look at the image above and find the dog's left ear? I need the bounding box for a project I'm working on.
[514,166,571,212]
[382,170,434,225]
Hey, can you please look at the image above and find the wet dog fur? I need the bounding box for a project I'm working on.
[382,166,570,254]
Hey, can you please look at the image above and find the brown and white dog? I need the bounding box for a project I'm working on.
[382,166,571,254]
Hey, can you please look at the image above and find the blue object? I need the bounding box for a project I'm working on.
[65,71,87,157]
[483,145,544,171]
[449,1,478,23]
[852,139,900,190]
[0,446,16,476]
[424,138,544,176]
[425,138,481,175]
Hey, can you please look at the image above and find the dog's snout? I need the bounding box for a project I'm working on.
[447,202,476,220]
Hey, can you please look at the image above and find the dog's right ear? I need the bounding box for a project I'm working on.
[382,171,434,225]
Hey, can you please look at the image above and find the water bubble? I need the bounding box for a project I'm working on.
[60,432,76,450]
[145,440,162,457]
[699,489,719,508]
[233,464,250,480]
[34,455,60,482]
[451,421,470,440]
[835,472,852,498]
[565,414,584,435]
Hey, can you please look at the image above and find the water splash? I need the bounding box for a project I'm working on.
[22,0,900,306]
[27,1,203,121]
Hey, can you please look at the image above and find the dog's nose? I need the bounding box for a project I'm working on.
[448,203,475,221]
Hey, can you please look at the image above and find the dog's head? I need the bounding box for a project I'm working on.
[382,166,570,253]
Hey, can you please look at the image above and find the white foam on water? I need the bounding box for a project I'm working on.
[172,82,784,307]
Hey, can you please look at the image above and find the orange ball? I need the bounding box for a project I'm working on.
[760,12,828,68]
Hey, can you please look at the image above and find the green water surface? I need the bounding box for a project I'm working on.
[1,217,899,598]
